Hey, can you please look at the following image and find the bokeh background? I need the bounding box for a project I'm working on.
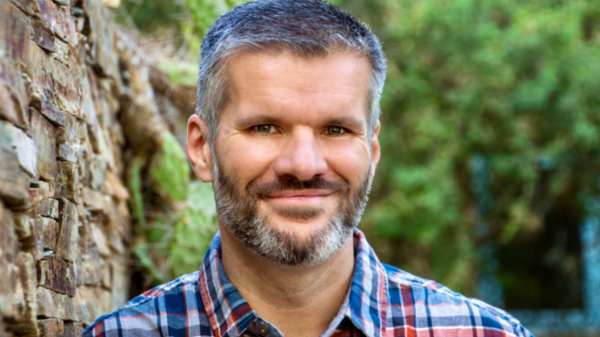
[115,0,600,335]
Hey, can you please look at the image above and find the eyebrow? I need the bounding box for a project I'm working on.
[235,114,366,130]
[234,115,283,127]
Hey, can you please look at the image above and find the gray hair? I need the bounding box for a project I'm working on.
[195,0,387,143]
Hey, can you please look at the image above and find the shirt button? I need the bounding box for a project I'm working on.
[258,323,270,336]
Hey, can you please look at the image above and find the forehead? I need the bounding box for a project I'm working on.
[223,50,372,122]
[226,49,371,90]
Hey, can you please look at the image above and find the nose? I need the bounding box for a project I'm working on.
[272,128,327,181]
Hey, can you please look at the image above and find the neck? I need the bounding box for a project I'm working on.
[219,227,355,337]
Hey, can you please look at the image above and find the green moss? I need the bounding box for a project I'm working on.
[130,135,219,283]
[149,132,191,205]
[187,180,217,219]
[158,60,199,87]
[133,242,166,283]
[127,157,146,233]
[170,181,218,277]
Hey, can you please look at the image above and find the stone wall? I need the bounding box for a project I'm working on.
[0,0,195,334]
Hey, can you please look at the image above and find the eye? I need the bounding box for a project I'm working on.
[326,126,346,135]
[252,124,277,134]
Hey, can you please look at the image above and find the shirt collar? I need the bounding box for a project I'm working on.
[340,229,389,337]
[197,229,388,337]
[198,232,256,337]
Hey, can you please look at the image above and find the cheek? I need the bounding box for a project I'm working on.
[323,142,371,183]
[218,136,280,181]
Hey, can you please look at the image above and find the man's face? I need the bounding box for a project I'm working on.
[189,51,380,265]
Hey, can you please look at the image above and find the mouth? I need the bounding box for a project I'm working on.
[265,189,334,204]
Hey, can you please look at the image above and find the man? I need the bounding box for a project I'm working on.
[84,0,533,336]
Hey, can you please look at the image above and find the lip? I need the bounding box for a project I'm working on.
[265,189,334,204]
[266,189,334,198]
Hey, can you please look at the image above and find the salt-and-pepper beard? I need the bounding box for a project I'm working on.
[212,156,372,267]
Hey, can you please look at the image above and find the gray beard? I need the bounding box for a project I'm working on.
[212,157,371,267]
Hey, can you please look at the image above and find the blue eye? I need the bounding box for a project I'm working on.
[326,126,345,135]
[253,124,276,134]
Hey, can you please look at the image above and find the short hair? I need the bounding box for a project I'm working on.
[195,0,386,143]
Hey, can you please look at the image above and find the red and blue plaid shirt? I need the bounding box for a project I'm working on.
[84,229,533,337]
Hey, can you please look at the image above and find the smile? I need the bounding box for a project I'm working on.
[265,189,334,204]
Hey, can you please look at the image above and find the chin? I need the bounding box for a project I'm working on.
[221,209,352,267]
[269,215,331,236]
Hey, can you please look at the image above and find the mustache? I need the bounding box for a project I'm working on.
[247,175,350,198]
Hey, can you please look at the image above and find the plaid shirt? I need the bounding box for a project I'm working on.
[84,230,533,337]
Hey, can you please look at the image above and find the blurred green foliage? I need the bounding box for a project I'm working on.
[332,0,600,293]
[116,0,188,36]
[127,132,218,284]
[158,59,199,86]
[185,0,248,38]
[119,0,600,296]
[149,132,190,204]
[171,182,219,277]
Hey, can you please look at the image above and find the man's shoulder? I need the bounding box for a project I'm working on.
[381,263,534,337]
[83,271,210,336]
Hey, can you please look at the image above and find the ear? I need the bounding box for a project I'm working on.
[369,120,381,183]
[187,114,214,182]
